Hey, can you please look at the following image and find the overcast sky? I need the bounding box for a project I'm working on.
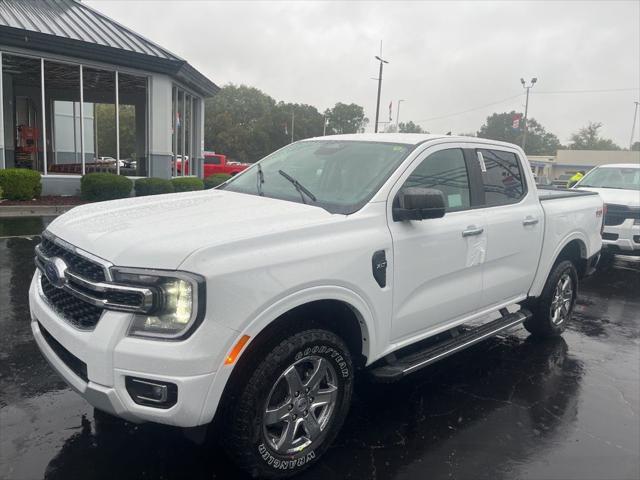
[87,0,640,147]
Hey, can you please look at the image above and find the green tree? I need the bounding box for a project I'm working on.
[204,84,279,162]
[95,103,136,159]
[631,141,640,151]
[569,122,621,150]
[324,103,368,134]
[274,102,325,145]
[477,111,562,155]
[398,121,425,133]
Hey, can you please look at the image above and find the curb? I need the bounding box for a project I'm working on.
[0,205,77,217]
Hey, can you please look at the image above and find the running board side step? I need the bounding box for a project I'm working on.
[369,309,532,382]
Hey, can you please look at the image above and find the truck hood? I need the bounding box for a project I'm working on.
[575,187,640,207]
[47,190,336,270]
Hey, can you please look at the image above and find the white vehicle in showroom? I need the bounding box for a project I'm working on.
[30,134,603,478]
[572,163,640,255]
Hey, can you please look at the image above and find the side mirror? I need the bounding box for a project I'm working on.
[393,187,446,221]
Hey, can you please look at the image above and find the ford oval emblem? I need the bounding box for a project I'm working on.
[44,257,68,289]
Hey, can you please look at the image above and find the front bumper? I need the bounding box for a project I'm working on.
[602,219,640,252]
[29,272,236,427]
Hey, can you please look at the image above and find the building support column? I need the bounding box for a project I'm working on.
[115,70,120,175]
[40,58,48,175]
[79,65,85,175]
[0,51,5,169]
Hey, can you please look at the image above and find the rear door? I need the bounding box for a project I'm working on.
[473,147,544,307]
[388,145,486,342]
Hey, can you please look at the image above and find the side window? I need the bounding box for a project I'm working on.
[478,149,525,206]
[205,156,221,165]
[403,148,471,211]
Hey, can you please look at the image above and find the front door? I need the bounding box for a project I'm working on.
[388,146,485,342]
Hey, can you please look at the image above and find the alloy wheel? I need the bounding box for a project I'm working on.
[550,273,573,325]
[262,356,338,454]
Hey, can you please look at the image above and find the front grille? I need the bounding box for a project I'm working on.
[39,237,106,282]
[604,204,640,227]
[602,232,619,241]
[41,274,103,330]
[38,321,88,382]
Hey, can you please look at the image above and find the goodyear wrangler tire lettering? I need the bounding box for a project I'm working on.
[224,329,353,479]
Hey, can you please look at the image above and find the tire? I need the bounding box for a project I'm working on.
[523,260,578,337]
[224,329,354,479]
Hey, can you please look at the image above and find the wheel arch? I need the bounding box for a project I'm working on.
[529,234,588,298]
[198,286,375,425]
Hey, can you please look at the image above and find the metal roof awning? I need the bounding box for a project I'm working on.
[0,0,218,96]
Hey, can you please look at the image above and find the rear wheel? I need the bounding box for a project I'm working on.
[224,329,353,478]
[524,260,578,337]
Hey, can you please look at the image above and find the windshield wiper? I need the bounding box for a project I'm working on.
[256,163,264,196]
[278,169,317,204]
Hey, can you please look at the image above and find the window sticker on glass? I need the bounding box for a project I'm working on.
[448,194,463,208]
[477,151,487,173]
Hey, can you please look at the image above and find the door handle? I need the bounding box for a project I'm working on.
[523,217,539,226]
[462,226,484,237]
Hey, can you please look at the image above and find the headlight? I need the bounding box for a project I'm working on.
[111,268,205,340]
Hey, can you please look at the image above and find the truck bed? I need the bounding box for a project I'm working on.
[528,187,603,297]
[537,188,600,201]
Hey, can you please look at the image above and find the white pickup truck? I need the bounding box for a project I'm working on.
[29,134,603,478]
[572,163,640,255]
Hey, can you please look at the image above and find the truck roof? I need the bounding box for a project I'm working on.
[303,133,523,150]
[593,163,640,169]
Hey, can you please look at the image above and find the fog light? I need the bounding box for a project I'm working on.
[125,376,177,409]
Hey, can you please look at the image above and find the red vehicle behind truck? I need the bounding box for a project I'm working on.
[203,152,250,177]
[176,152,251,177]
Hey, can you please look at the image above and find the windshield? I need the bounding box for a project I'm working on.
[577,167,640,191]
[220,140,413,214]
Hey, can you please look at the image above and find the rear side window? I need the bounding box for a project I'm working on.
[403,148,471,211]
[205,156,221,165]
[478,149,525,206]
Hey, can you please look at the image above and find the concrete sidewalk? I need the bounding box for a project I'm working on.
[0,204,76,217]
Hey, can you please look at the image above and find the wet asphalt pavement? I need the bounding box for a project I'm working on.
[1,217,639,480]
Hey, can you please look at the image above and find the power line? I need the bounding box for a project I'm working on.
[533,87,640,94]
[414,87,640,125]
[415,93,523,123]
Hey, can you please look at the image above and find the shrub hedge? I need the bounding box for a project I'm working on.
[0,168,42,200]
[80,173,132,201]
[135,178,174,196]
[171,177,204,192]
[204,173,232,189]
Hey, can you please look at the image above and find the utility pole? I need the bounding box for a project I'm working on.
[373,42,389,133]
[323,114,327,136]
[630,101,639,149]
[520,77,537,151]
[291,110,295,143]
[396,99,405,129]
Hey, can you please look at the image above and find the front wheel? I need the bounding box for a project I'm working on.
[224,329,353,478]
[523,260,578,337]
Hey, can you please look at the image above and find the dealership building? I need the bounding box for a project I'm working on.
[0,0,218,195]
[529,149,640,179]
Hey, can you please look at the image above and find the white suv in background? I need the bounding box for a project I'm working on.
[574,163,640,254]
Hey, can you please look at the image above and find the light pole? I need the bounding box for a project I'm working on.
[630,101,639,149]
[373,53,389,133]
[396,99,405,130]
[520,77,537,151]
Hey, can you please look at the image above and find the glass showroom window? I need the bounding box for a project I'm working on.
[1,54,44,172]
[0,51,148,177]
[172,84,199,177]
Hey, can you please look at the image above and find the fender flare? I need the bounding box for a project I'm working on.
[529,232,588,298]
[197,285,376,424]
